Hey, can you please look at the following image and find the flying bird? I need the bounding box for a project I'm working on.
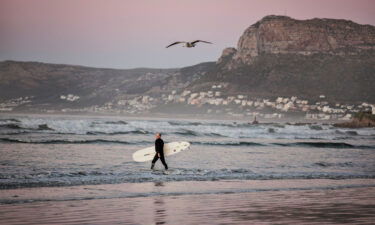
[166,40,212,48]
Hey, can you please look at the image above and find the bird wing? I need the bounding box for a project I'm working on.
[166,42,185,48]
[191,40,212,44]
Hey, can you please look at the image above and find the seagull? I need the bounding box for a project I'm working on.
[166,40,212,48]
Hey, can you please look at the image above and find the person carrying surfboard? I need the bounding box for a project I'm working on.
[151,133,168,170]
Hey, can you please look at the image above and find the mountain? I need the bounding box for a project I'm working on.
[0,60,214,110]
[192,15,375,103]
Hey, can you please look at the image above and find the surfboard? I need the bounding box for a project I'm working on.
[132,141,191,162]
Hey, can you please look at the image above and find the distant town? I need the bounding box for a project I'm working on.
[1,83,374,121]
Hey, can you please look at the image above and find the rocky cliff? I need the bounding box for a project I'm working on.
[197,15,375,103]
[224,15,375,68]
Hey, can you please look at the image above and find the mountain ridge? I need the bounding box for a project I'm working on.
[191,15,375,103]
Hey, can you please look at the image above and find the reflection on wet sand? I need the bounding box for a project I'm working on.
[1,185,374,225]
[154,181,165,187]
[153,181,167,225]
[154,197,166,225]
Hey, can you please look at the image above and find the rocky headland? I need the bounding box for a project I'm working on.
[195,15,375,103]
[334,111,375,128]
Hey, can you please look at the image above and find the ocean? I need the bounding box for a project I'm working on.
[0,114,374,224]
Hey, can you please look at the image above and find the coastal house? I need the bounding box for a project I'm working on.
[181,90,191,97]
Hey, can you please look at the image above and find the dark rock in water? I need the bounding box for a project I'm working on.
[78,171,87,176]
[309,125,323,130]
[105,121,127,125]
[314,162,333,167]
[293,122,312,126]
[345,131,358,136]
[38,124,53,130]
[338,162,354,167]
[268,128,276,133]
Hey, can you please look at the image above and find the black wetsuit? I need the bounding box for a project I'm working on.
[151,138,168,170]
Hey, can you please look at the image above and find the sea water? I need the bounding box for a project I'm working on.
[0,114,374,189]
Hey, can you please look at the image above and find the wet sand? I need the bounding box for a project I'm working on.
[1,179,374,224]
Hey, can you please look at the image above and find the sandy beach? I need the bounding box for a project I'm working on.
[1,179,375,224]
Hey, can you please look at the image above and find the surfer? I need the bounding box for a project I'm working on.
[151,133,168,170]
[252,116,259,124]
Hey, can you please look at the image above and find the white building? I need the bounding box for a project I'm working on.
[181,90,191,97]
[282,102,294,111]
[190,93,199,99]
[276,97,283,103]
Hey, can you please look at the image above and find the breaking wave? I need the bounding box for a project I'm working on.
[0,117,374,141]
[1,136,374,149]
[272,142,375,149]
[37,124,54,130]
[86,130,149,135]
[0,138,148,145]
[175,129,199,136]
[191,141,266,146]
[313,161,355,167]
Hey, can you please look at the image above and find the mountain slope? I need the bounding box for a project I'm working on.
[193,15,375,103]
[0,60,216,109]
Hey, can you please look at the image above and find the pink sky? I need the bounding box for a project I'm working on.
[0,0,374,68]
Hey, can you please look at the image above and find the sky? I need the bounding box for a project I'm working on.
[0,0,374,69]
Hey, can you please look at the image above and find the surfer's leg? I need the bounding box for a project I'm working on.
[152,153,159,163]
[160,153,168,170]
[151,153,159,169]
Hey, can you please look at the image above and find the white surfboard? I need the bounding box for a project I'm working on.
[132,141,190,162]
